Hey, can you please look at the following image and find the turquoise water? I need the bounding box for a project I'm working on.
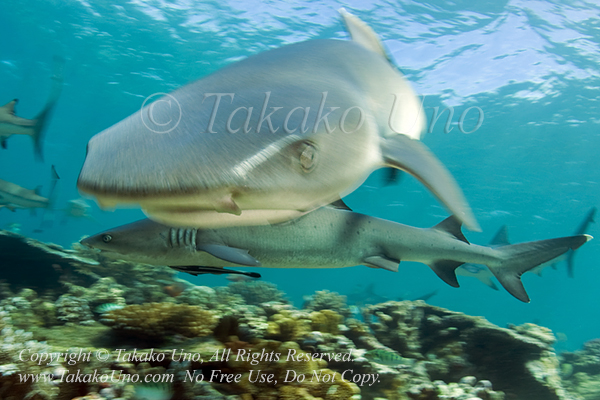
[1,0,599,352]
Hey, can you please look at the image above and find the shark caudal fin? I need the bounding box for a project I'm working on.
[489,235,592,302]
[567,206,596,278]
[31,56,64,162]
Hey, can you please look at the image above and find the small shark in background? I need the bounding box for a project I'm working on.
[81,205,591,302]
[0,57,63,161]
[0,166,60,215]
[458,207,596,289]
[59,198,98,224]
[345,283,438,306]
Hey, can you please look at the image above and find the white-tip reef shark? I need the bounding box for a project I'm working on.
[459,206,596,289]
[80,206,591,303]
[0,57,63,161]
[77,9,479,231]
[0,166,60,213]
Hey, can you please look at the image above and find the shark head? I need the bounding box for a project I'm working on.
[81,219,169,263]
[77,10,478,230]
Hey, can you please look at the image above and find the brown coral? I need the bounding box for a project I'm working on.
[101,302,217,340]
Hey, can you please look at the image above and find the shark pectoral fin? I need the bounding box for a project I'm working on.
[339,8,388,59]
[169,265,261,278]
[196,243,261,266]
[381,135,480,232]
[429,260,464,287]
[1,139,6,149]
[363,256,399,272]
[489,234,592,303]
[432,216,469,244]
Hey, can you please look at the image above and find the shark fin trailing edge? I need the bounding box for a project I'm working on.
[489,234,592,303]
[432,216,469,244]
[429,260,464,287]
[381,135,480,232]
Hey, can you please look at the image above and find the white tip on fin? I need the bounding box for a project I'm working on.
[339,8,388,59]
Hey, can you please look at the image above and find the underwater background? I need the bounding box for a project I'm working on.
[1,0,599,361]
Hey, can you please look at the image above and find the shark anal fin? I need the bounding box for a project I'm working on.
[363,255,399,272]
[196,243,261,266]
[430,260,464,287]
[432,216,469,244]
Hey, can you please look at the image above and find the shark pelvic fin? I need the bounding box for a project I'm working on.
[363,255,399,272]
[432,216,469,244]
[196,243,261,266]
[1,139,6,150]
[429,260,464,287]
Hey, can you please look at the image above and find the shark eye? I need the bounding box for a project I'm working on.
[102,234,112,243]
[299,142,318,172]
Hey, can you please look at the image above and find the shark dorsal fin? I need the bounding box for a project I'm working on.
[432,216,469,244]
[489,225,510,246]
[339,8,388,59]
[3,99,18,115]
[33,185,43,196]
[329,198,353,211]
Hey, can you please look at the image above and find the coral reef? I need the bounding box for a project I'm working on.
[303,290,352,318]
[100,302,218,341]
[364,301,573,400]
[55,294,95,325]
[226,280,288,305]
[561,339,600,399]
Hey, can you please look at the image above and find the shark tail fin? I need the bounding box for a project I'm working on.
[488,234,592,303]
[567,206,596,278]
[31,56,64,162]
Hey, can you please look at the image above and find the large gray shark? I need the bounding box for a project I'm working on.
[80,206,590,302]
[0,58,63,161]
[77,10,479,231]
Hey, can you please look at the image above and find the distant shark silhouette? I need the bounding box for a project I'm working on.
[346,283,438,306]
[0,57,63,161]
